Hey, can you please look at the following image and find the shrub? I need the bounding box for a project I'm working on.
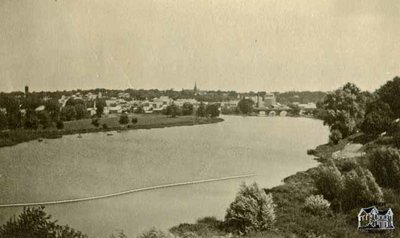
[182,102,194,115]
[196,103,206,117]
[205,104,220,118]
[110,231,128,238]
[119,113,129,125]
[329,129,342,145]
[91,118,100,127]
[368,147,400,189]
[165,104,181,118]
[56,120,64,130]
[303,195,331,216]
[315,163,343,203]
[0,206,87,238]
[225,182,276,234]
[137,228,173,238]
[102,123,109,129]
[315,161,384,211]
[170,217,224,238]
[131,117,138,124]
[342,166,384,210]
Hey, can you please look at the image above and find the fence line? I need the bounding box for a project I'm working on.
[0,174,255,208]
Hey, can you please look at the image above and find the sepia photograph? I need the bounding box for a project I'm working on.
[0,1,399,237]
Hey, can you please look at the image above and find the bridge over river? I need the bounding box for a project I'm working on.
[253,107,314,116]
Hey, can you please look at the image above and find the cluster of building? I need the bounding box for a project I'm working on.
[21,84,317,117]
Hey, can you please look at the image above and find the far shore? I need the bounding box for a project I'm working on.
[0,114,224,148]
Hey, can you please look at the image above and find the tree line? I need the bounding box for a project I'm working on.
[316,76,400,143]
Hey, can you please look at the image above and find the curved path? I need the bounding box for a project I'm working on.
[0,174,255,208]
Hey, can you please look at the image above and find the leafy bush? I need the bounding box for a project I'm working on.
[102,123,109,129]
[110,231,128,238]
[341,166,384,210]
[119,113,129,125]
[170,217,224,238]
[131,117,138,124]
[237,99,254,114]
[196,103,206,117]
[315,162,343,203]
[91,118,100,127]
[368,147,400,189]
[137,228,173,238]
[315,160,384,211]
[329,129,342,145]
[0,206,87,238]
[56,120,64,130]
[205,104,220,118]
[303,195,331,216]
[182,102,194,115]
[165,104,181,118]
[225,182,276,234]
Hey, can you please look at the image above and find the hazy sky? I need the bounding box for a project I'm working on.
[1,0,399,92]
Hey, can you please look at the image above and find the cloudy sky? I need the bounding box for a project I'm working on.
[0,0,399,92]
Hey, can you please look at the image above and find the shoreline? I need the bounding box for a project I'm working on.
[0,116,224,148]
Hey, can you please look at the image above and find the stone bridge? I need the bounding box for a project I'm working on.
[253,107,292,116]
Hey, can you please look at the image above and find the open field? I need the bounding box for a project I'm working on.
[0,114,223,148]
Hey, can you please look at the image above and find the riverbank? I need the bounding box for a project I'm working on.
[168,133,376,238]
[0,114,223,148]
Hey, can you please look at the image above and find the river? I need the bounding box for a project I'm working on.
[0,116,328,237]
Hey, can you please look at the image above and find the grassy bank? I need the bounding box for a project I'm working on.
[0,114,223,148]
[169,133,400,238]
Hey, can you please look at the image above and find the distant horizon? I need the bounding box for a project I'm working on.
[0,84,333,94]
[0,79,396,94]
[2,76,399,94]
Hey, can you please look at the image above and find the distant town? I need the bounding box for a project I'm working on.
[0,83,326,122]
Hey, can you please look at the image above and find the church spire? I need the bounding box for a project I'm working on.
[194,82,197,92]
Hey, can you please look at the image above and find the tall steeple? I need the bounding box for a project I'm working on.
[194,82,197,92]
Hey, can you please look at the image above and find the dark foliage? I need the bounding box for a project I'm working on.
[377,76,400,117]
[181,102,194,116]
[0,206,87,238]
[119,114,129,125]
[237,99,254,114]
[196,103,206,117]
[205,104,220,118]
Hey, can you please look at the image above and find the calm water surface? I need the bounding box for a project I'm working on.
[0,116,328,237]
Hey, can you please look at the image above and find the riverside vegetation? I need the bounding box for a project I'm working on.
[2,77,400,237]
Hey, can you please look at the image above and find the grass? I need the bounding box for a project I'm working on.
[0,114,223,148]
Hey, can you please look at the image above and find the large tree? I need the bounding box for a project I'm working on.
[74,104,87,120]
[0,111,7,130]
[181,102,194,115]
[237,99,254,114]
[377,76,400,117]
[320,83,367,137]
[196,102,206,117]
[165,104,180,118]
[95,99,106,117]
[205,104,220,118]
[44,99,61,122]
[361,99,394,135]
[1,96,21,129]
[60,105,76,121]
